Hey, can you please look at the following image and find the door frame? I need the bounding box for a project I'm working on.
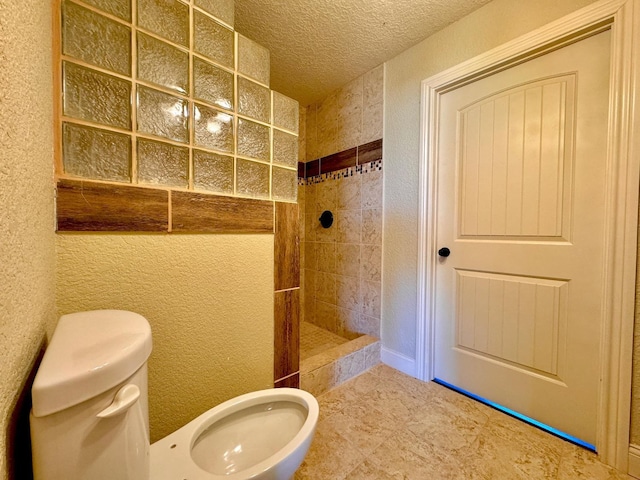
[415,0,640,470]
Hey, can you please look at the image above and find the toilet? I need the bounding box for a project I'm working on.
[29,310,318,480]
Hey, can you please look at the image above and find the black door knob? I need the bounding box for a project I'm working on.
[438,247,451,257]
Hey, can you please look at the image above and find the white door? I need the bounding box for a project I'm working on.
[433,30,611,445]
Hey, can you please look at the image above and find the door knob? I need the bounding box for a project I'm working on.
[438,247,451,257]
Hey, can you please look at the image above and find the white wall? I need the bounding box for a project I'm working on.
[381,0,599,366]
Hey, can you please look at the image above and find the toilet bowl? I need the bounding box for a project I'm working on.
[29,310,318,480]
[151,388,318,479]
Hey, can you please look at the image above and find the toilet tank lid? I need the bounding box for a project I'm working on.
[31,310,152,417]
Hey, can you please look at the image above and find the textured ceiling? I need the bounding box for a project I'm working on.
[234,0,493,106]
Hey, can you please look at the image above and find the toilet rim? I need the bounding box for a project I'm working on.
[151,388,319,479]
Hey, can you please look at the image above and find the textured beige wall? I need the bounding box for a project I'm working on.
[56,234,274,442]
[382,0,600,360]
[0,0,56,478]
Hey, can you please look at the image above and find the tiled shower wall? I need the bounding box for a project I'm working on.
[300,65,384,340]
[57,0,298,202]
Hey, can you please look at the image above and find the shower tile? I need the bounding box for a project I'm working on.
[358,312,381,338]
[137,138,188,187]
[62,0,131,76]
[304,213,316,242]
[361,168,383,208]
[62,122,131,182]
[315,214,336,243]
[273,91,299,133]
[193,103,234,153]
[361,208,382,245]
[314,301,338,334]
[362,103,384,144]
[137,0,189,47]
[315,180,336,213]
[236,159,270,199]
[193,57,234,110]
[358,139,383,166]
[315,272,336,305]
[336,175,361,210]
[195,0,234,27]
[137,85,188,143]
[321,148,357,174]
[305,159,320,178]
[336,275,360,311]
[63,61,131,129]
[304,242,317,271]
[336,307,362,340]
[304,293,316,325]
[335,243,360,278]
[273,130,299,169]
[360,280,381,318]
[274,289,300,380]
[304,267,316,297]
[194,11,234,68]
[272,167,298,202]
[275,202,300,291]
[237,34,270,85]
[137,32,189,94]
[361,245,382,282]
[363,65,384,108]
[316,242,336,274]
[336,210,361,244]
[81,0,131,20]
[193,149,233,194]
[237,118,270,162]
[338,110,362,152]
[238,76,271,123]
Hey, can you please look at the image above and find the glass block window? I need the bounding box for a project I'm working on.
[57,0,299,203]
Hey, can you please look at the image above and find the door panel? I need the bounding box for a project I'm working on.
[434,30,611,445]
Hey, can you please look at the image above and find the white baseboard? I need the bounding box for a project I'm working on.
[381,347,418,378]
[629,444,640,479]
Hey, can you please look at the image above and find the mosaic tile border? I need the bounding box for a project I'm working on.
[299,159,382,186]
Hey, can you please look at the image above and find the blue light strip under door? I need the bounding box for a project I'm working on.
[433,378,596,452]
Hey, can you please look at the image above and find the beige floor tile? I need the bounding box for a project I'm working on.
[295,421,365,480]
[323,404,397,456]
[558,445,634,479]
[298,367,630,479]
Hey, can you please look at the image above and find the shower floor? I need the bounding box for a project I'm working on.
[299,322,380,396]
[300,321,349,361]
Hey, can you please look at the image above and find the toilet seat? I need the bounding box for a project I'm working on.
[150,388,318,480]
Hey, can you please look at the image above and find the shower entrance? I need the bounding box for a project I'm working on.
[417,0,639,468]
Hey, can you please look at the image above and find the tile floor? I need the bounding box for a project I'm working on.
[295,364,633,479]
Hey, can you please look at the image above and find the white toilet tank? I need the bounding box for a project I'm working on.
[30,310,153,480]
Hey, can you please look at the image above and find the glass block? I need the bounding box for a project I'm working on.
[195,0,234,27]
[236,159,269,199]
[62,122,131,182]
[238,77,270,123]
[237,118,270,162]
[63,61,131,129]
[193,103,234,153]
[62,0,131,76]
[137,85,188,143]
[137,32,189,94]
[137,138,188,187]
[194,11,234,68]
[238,35,270,85]
[273,129,298,168]
[273,91,299,133]
[137,0,189,47]
[272,166,298,202]
[82,0,131,21]
[193,57,233,110]
[193,149,234,194]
